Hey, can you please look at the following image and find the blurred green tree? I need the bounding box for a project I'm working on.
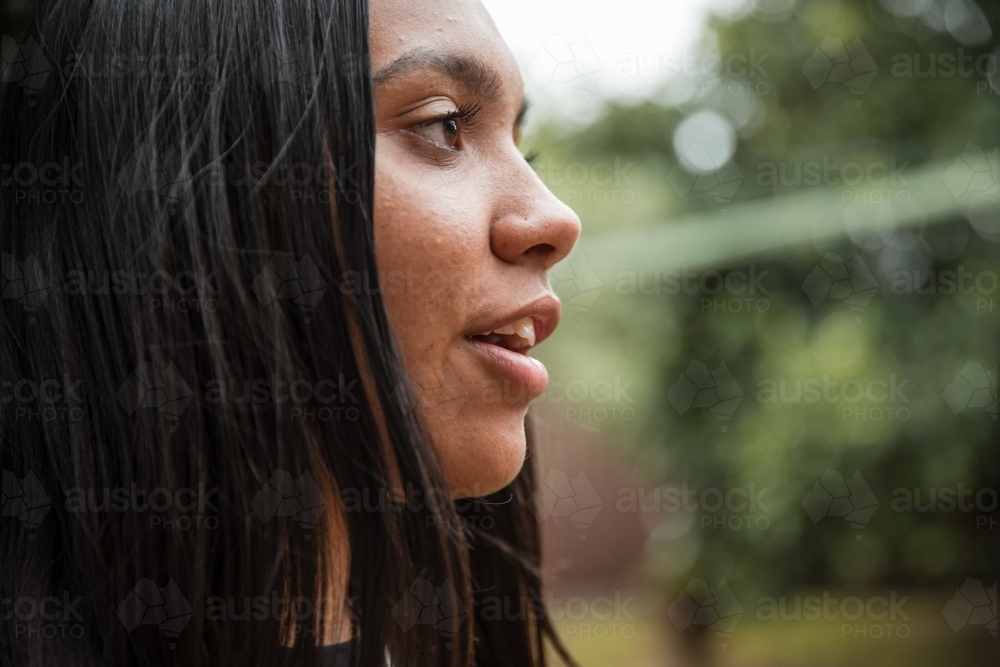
[531,0,999,610]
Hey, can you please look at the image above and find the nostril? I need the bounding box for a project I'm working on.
[527,243,554,258]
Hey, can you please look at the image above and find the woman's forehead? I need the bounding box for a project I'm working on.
[369,0,520,84]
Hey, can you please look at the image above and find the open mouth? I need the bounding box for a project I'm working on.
[463,309,551,396]
[466,316,536,353]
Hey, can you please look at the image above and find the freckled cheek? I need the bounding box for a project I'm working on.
[396,211,488,309]
[375,222,481,364]
[374,156,492,342]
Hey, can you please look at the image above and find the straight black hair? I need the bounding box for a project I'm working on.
[0,1,574,665]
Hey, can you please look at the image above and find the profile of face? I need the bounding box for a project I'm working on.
[369,0,581,497]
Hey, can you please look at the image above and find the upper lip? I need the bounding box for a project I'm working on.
[464,293,561,349]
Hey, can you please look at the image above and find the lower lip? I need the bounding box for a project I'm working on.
[465,338,549,397]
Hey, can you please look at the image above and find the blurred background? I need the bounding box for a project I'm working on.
[481,0,999,665]
[4,0,998,664]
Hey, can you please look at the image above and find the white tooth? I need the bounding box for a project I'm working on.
[494,324,515,335]
[515,318,535,346]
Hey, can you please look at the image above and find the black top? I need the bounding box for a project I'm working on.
[279,642,351,667]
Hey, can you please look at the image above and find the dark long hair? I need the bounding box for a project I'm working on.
[0,1,572,665]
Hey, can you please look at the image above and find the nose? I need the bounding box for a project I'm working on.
[490,161,581,270]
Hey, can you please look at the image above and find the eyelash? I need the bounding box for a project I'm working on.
[412,103,537,164]
[419,102,483,149]
[445,102,482,129]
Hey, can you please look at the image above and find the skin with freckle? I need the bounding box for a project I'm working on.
[369,0,581,497]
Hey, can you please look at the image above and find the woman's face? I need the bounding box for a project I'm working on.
[369,0,581,497]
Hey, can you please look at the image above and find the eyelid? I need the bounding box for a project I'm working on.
[407,102,483,152]
[407,115,459,150]
[446,102,483,129]
[417,110,459,130]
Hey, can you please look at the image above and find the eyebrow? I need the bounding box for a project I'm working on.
[374,48,529,126]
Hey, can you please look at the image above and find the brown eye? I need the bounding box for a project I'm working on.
[414,117,460,149]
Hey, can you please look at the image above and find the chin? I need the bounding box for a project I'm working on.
[437,408,529,499]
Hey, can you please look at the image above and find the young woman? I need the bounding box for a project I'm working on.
[0,0,581,665]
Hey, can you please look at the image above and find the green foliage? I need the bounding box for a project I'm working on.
[532,0,1000,602]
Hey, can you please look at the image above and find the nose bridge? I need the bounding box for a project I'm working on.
[490,152,581,269]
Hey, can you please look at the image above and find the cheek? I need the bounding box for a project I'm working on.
[372,156,486,362]
[371,149,527,496]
